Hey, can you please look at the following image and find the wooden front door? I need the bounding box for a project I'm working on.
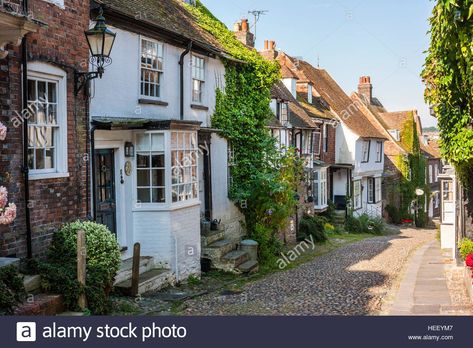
[95,149,117,236]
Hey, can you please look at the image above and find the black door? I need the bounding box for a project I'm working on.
[95,149,117,236]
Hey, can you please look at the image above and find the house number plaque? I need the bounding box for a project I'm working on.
[124,161,132,176]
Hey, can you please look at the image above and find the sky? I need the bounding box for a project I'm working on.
[201,0,438,128]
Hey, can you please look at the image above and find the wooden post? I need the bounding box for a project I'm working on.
[131,242,141,297]
[77,229,87,310]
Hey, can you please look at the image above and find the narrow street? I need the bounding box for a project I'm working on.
[181,228,472,316]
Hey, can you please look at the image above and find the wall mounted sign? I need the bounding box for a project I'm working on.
[124,161,132,176]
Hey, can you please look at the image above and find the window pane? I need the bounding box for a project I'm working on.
[136,134,150,151]
[35,149,45,169]
[137,188,150,203]
[45,148,54,169]
[152,153,165,168]
[152,169,165,186]
[152,188,165,203]
[36,103,47,124]
[137,154,150,168]
[38,81,46,101]
[28,80,36,101]
[48,83,57,103]
[137,170,150,186]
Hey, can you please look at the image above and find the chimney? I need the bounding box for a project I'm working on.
[358,76,373,104]
[233,18,255,48]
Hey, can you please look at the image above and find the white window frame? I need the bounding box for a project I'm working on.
[375,141,383,163]
[429,165,433,184]
[277,101,289,125]
[361,140,371,163]
[367,178,375,204]
[43,0,65,8]
[191,54,206,104]
[140,37,164,100]
[375,177,382,203]
[388,129,400,142]
[27,62,68,181]
[171,131,199,203]
[441,180,454,224]
[434,163,438,182]
[313,168,328,209]
[353,180,362,210]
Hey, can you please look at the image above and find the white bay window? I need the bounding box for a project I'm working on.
[171,132,198,203]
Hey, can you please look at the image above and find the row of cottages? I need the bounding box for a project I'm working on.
[351,77,442,221]
[258,43,387,220]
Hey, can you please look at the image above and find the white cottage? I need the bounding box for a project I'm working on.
[88,0,243,287]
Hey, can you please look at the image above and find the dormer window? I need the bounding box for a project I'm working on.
[388,129,400,142]
[307,84,313,104]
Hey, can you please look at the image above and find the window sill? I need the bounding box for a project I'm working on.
[138,98,169,106]
[29,172,70,181]
[191,104,209,111]
[132,200,200,212]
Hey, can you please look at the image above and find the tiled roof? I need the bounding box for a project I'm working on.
[293,60,385,139]
[297,93,336,121]
[270,81,318,129]
[94,0,225,54]
[379,111,412,131]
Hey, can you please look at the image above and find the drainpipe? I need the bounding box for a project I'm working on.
[179,41,193,120]
[90,125,97,220]
[21,0,32,259]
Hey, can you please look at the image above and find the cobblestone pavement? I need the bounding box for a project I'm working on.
[182,228,435,316]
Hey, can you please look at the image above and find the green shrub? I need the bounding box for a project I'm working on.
[252,223,282,265]
[324,223,336,234]
[0,265,26,315]
[40,221,121,314]
[459,238,473,260]
[345,214,385,235]
[345,215,362,234]
[298,215,328,243]
[385,205,401,224]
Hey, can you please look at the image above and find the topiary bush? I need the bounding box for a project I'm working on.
[0,265,26,315]
[459,238,473,261]
[40,221,121,314]
[298,215,328,243]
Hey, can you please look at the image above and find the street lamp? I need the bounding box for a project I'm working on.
[75,8,116,95]
[414,188,425,227]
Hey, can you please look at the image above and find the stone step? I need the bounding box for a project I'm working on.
[14,294,64,316]
[114,256,155,285]
[0,257,20,269]
[23,275,42,294]
[114,269,172,296]
[201,230,225,247]
[237,260,259,274]
[202,240,234,260]
[222,250,250,268]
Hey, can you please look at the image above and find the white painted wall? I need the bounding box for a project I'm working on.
[354,139,385,177]
[90,26,225,128]
[335,123,357,165]
[211,134,245,244]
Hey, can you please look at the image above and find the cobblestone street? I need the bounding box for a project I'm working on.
[182,228,440,316]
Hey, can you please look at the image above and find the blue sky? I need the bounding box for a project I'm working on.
[202,0,437,127]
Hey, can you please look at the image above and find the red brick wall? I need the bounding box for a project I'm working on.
[320,122,336,165]
[0,0,90,258]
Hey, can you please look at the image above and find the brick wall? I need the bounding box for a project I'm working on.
[0,0,90,258]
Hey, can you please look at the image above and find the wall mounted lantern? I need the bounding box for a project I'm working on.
[74,8,116,95]
[124,142,135,158]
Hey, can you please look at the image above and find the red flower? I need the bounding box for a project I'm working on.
[466,254,473,269]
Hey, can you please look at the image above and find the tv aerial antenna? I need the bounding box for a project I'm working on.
[248,10,268,41]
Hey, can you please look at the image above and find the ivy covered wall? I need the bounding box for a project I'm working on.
[185,1,304,262]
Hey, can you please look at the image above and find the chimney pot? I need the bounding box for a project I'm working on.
[270,40,276,50]
[241,19,249,32]
[264,40,269,50]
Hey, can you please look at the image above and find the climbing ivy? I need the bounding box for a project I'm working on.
[394,113,429,226]
[422,0,473,184]
[185,1,304,260]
